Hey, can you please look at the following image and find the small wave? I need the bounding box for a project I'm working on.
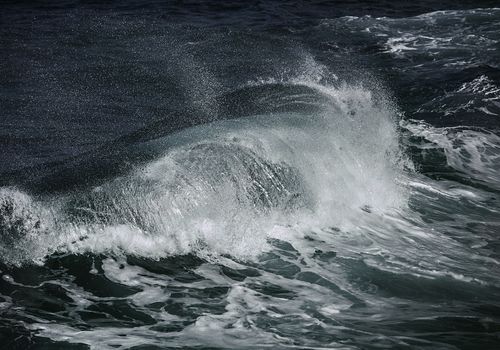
[416,75,500,118]
[402,119,500,189]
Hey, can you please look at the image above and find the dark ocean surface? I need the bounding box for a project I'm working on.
[1,1,500,349]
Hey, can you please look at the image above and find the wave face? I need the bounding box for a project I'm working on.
[1,3,500,350]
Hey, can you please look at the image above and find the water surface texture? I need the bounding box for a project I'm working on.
[1,1,500,349]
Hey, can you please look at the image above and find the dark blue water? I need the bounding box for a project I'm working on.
[1,1,500,349]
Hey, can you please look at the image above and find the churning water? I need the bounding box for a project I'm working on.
[1,2,499,349]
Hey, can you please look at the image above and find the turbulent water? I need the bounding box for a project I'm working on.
[1,1,500,349]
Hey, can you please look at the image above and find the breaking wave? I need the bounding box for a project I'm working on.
[0,71,409,266]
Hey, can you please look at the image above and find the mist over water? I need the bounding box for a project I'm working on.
[1,2,500,349]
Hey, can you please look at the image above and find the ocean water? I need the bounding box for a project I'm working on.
[1,1,500,349]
